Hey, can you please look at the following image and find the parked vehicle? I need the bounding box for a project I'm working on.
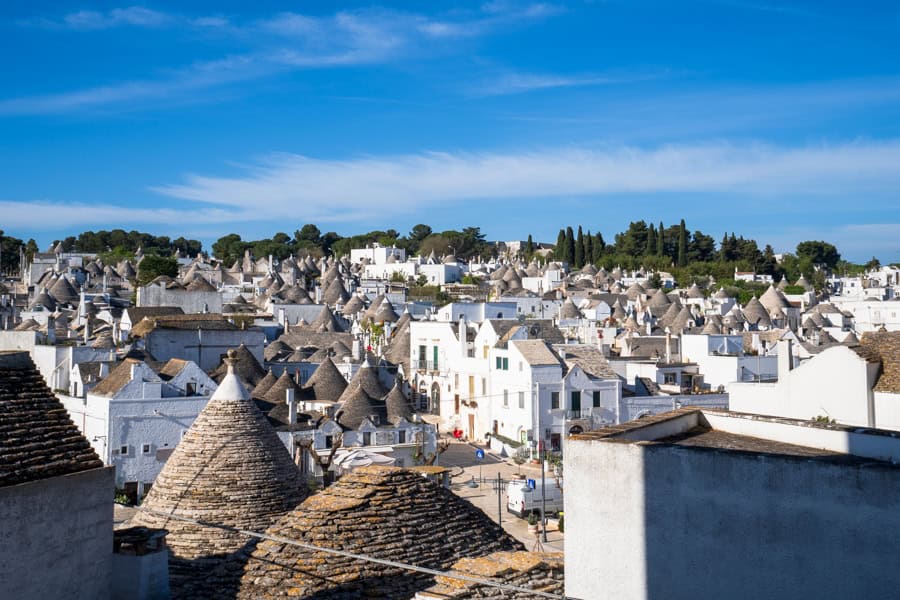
[506,478,563,517]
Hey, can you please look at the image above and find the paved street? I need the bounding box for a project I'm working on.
[438,441,565,553]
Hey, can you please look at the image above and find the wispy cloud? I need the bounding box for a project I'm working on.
[4,4,560,115]
[471,70,662,97]
[19,6,230,30]
[0,55,262,115]
[152,140,900,218]
[6,139,898,260]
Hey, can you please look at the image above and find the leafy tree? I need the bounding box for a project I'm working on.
[865,256,881,271]
[796,240,841,269]
[212,234,248,266]
[689,231,716,263]
[137,255,178,286]
[614,220,648,258]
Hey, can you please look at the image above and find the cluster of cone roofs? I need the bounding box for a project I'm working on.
[131,351,533,599]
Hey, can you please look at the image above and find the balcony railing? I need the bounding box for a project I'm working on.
[565,408,594,420]
[413,360,440,372]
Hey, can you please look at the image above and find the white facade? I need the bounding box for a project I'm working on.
[59,360,216,494]
[728,340,894,430]
[681,333,780,389]
[350,243,406,265]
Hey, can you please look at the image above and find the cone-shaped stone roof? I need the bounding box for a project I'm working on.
[341,294,365,316]
[345,361,388,400]
[559,297,582,319]
[373,299,400,323]
[132,353,305,594]
[310,305,341,332]
[302,357,347,402]
[384,379,413,425]
[742,296,772,329]
[760,284,791,313]
[335,384,386,429]
[252,369,279,399]
[648,288,671,308]
[263,339,293,362]
[323,277,350,305]
[48,275,79,305]
[209,344,266,388]
[686,283,705,299]
[0,351,103,488]
[263,369,302,405]
[237,466,521,599]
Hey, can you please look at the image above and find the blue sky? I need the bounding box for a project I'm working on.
[1,1,899,262]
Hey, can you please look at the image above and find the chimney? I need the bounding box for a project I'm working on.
[278,308,286,326]
[99,362,110,378]
[351,338,361,361]
[286,387,297,425]
[84,319,91,344]
[112,528,170,600]
[665,330,672,364]
[777,338,793,381]
[459,314,467,356]
[47,316,56,345]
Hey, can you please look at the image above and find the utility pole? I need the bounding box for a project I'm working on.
[492,471,502,526]
[540,442,548,542]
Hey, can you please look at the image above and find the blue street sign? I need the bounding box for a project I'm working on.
[475,449,485,460]
[527,479,536,489]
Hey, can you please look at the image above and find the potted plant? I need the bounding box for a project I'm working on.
[527,512,539,533]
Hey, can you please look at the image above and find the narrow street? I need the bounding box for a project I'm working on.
[438,441,565,553]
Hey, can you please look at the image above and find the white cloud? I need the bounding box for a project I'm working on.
[152,140,900,217]
[5,5,562,114]
[0,55,261,115]
[472,71,650,96]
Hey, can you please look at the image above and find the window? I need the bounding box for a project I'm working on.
[571,391,582,412]
[454,374,459,388]
[120,445,129,456]
[551,392,560,410]
[325,435,333,449]
[483,345,489,358]
[502,357,509,370]
[664,372,678,385]
[593,390,601,408]
[418,345,427,367]
[142,444,151,455]
[496,356,502,370]
[518,391,525,409]
[503,390,509,407]
[433,346,439,369]
[185,382,197,396]
[362,432,372,446]
[398,430,406,444]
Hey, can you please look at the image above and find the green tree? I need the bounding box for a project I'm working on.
[677,219,688,267]
[137,255,178,286]
[564,227,575,265]
[796,240,841,269]
[865,256,881,271]
[574,226,585,268]
[525,234,534,260]
[592,232,605,263]
[212,233,248,266]
[646,224,657,256]
[689,231,716,263]
[657,221,665,256]
[554,229,566,260]
[585,231,594,266]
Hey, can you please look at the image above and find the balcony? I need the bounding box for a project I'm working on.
[413,359,440,373]
[565,408,593,420]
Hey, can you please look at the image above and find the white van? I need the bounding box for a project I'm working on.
[506,478,563,517]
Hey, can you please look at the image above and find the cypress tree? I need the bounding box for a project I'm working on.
[525,234,534,260]
[585,230,594,266]
[646,224,657,256]
[575,226,585,268]
[593,232,605,263]
[565,226,575,265]
[555,229,566,259]
[677,219,688,267]
[657,221,665,256]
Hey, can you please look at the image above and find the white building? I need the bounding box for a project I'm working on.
[350,243,406,265]
[564,408,900,600]
[681,333,780,389]
[59,357,217,499]
[728,334,900,431]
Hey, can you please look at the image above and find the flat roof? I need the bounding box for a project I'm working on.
[570,408,900,466]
